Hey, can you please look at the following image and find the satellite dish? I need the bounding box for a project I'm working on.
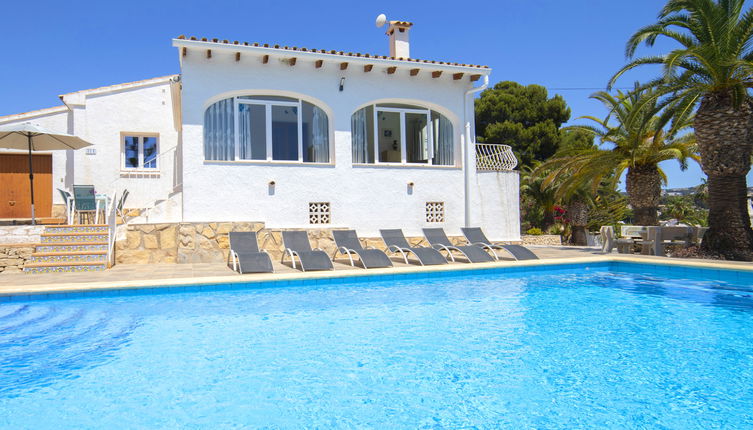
[375,13,387,28]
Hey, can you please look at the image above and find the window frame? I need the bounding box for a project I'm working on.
[204,96,331,164]
[353,103,456,168]
[373,106,434,165]
[121,133,160,172]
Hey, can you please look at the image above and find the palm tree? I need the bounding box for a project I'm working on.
[519,164,558,231]
[610,0,753,260]
[537,86,698,226]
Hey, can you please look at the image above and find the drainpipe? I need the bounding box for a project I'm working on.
[463,75,489,228]
[59,96,75,190]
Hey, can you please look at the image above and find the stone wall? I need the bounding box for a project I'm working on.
[0,245,34,273]
[116,222,265,264]
[521,234,562,246]
[0,225,44,245]
[114,222,504,265]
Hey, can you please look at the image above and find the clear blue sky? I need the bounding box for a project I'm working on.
[1,0,747,188]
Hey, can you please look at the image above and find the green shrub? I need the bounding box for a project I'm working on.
[526,227,544,235]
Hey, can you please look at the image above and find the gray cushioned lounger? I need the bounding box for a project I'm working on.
[422,228,494,263]
[282,231,334,271]
[461,227,539,260]
[333,230,393,269]
[229,232,274,273]
[379,229,448,266]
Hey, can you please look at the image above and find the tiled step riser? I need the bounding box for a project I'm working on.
[26,225,112,274]
[29,255,107,264]
[36,244,108,253]
[24,264,107,274]
[41,235,108,244]
[44,226,108,234]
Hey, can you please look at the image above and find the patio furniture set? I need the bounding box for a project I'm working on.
[229,227,538,274]
[599,225,707,256]
[57,186,128,225]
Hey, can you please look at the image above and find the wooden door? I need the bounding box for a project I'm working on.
[0,154,52,219]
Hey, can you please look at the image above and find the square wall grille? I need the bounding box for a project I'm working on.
[309,202,331,224]
[426,202,445,223]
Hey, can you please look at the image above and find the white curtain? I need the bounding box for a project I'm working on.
[238,103,252,160]
[311,106,329,163]
[410,118,428,162]
[203,98,235,160]
[432,114,454,165]
[351,108,368,163]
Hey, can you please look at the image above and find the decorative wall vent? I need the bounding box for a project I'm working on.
[309,202,331,224]
[425,202,445,223]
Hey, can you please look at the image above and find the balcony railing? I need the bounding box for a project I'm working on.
[475,143,518,171]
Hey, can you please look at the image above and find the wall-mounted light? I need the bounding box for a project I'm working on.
[407,181,414,195]
[268,180,276,196]
[339,77,345,92]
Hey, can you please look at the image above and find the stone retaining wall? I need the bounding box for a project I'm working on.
[116,222,265,264]
[0,245,34,273]
[0,225,44,245]
[115,222,521,265]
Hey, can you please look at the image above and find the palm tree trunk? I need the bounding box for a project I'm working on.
[626,164,661,226]
[694,91,753,261]
[567,199,589,246]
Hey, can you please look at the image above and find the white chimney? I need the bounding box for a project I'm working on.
[386,21,413,59]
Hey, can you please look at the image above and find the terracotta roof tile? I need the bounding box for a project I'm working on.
[174,35,489,69]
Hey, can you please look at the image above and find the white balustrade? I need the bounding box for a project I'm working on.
[475,143,518,171]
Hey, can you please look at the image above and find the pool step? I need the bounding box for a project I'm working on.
[24,225,111,273]
[0,305,136,395]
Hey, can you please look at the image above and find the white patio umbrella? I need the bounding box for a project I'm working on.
[0,122,92,224]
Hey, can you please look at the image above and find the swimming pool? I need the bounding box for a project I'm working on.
[1,262,752,428]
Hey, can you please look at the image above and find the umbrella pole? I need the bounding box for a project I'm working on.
[27,133,35,225]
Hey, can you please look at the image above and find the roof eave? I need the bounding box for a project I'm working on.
[172,39,492,74]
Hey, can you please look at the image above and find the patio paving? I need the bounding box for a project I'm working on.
[0,245,750,295]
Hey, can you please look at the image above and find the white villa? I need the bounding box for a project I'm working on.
[0,21,520,245]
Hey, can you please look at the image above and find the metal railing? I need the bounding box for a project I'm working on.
[475,143,518,171]
[108,146,181,222]
[106,191,118,267]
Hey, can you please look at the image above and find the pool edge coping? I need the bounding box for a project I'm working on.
[1,255,751,298]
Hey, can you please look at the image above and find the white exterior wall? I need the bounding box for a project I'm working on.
[180,48,521,240]
[65,81,179,209]
[0,79,179,212]
[0,109,70,205]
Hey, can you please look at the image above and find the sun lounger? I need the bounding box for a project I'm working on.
[332,230,393,269]
[228,232,274,273]
[461,227,539,260]
[281,231,334,271]
[423,228,494,263]
[379,229,448,266]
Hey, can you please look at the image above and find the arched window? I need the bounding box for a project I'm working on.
[204,95,330,163]
[351,103,454,165]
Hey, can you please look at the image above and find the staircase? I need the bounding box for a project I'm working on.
[24,225,109,273]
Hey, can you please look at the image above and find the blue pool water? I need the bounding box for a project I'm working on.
[1,263,753,428]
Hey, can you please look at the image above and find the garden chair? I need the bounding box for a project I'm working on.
[461,227,539,260]
[379,229,448,266]
[228,231,274,273]
[281,231,334,271]
[332,230,393,269]
[424,228,494,263]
